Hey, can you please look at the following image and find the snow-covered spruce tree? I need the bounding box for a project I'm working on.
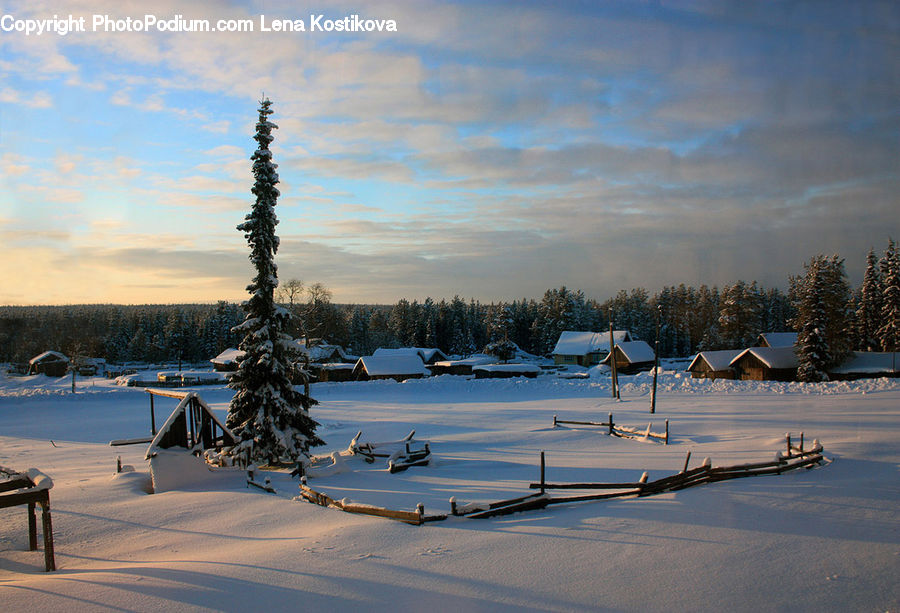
[877,238,900,353]
[226,98,323,467]
[856,248,883,351]
[790,255,852,382]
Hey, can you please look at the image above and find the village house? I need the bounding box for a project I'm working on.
[372,347,449,365]
[352,355,431,382]
[686,349,742,380]
[729,346,799,381]
[552,330,632,366]
[210,348,243,372]
[600,340,656,374]
[28,351,69,377]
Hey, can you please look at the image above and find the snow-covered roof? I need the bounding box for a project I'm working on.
[472,363,542,373]
[829,352,899,374]
[687,349,743,373]
[373,347,448,363]
[553,331,631,356]
[609,340,656,364]
[757,332,798,348]
[210,348,244,365]
[29,351,69,365]
[355,355,431,377]
[433,355,495,368]
[730,346,799,370]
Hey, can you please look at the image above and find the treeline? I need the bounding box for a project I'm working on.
[0,283,793,365]
[3,238,896,367]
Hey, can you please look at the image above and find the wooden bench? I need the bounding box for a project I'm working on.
[0,467,56,571]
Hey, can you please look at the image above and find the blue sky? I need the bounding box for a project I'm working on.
[1,0,898,305]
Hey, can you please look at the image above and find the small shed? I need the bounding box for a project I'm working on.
[373,347,449,365]
[729,347,798,381]
[353,355,431,382]
[28,351,69,377]
[686,350,742,380]
[553,331,632,366]
[472,363,541,379]
[210,348,244,372]
[600,341,656,374]
[755,332,798,348]
[430,355,495,376]
[294,342,356,364]
[310,363,357,382]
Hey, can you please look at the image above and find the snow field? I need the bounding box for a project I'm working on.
[0,370,898,612]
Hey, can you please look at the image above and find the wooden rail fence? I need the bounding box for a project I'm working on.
[293,432,827,523]
[553,413,669,444]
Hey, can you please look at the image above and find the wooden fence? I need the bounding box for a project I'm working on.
[293,433,827,523]
[553,412,669,444]
[527,433,825,504]
[297,478,446,525]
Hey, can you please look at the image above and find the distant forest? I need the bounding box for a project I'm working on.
[0,282,794,364]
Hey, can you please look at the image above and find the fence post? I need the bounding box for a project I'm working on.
[608,412,614,436]
[665,419,669,445]
[800,432,804,452]
[553,414,557,428]
[786,433,791,455]
[682,450,692,473]
[539,451,546,495]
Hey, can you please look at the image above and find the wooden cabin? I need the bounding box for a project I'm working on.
[309,363,356,382]
[210,348,243,372]
[28,351,69,377]
[686,350,741,380]
[553,331,632,366]
[729,347,798,381]
[600,341,656,375]
[372,347,449,365]
[353,355,431,382]
[429,355,495,376]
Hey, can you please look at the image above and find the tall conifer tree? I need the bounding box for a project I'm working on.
[877,239,900,353]
[226,98,323,466]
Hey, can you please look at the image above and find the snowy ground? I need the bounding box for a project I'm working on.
[1,369,898,612]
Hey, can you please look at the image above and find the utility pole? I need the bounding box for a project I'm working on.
[609,311,619,400]
[651,305,661,414]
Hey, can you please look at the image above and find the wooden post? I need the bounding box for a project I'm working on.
[28,501,37,550]
[553,414,557,427]
[150,394,157,435]
[800,432,804,452]
[608,412,613,436]
[682,450,692,473]
[786,433,791,454]
[71,369,76,394]
[609,315,619,400]
[416,503,425,524]
[116,456,122,473]
[40,501,55,571]
[651,306,660,413]
[539,451,546,495]
[665,419,669,445]
[450,497,458,516]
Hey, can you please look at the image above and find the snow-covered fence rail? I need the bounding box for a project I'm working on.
[523,435,826,509]
[296,478,445,525]
[553,413,669,444]
[0,466,56,571]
